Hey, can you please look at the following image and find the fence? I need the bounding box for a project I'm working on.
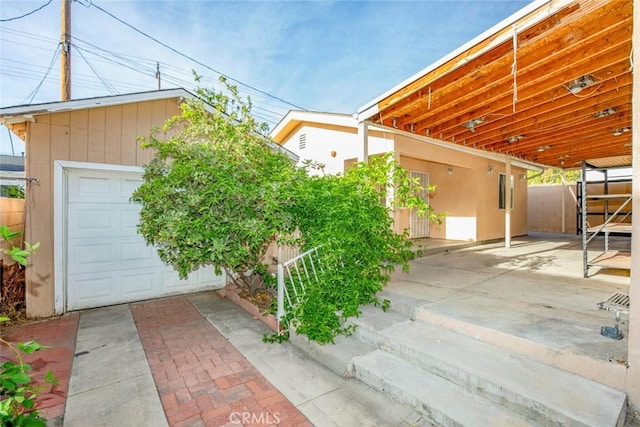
[276,245,322,333]
[0,196,26,265]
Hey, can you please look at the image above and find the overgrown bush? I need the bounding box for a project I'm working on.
[133,78,441,344]
[131,78,302,297]
[268,155,439,343]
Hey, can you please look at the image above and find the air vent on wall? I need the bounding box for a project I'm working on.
[299,133,307,150]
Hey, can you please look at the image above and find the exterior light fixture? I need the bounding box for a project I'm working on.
[505,135,523,143]
[537,145,551,152]
[487,165,494,174]
[565,75,597,94]
[593,108,617,118]
[463,118,484,133]
[447,167,453,175]
[612,127,630,136]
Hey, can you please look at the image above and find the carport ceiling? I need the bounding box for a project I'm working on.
[358,0,632,169]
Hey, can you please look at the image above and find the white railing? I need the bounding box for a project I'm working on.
[276,245,322,333]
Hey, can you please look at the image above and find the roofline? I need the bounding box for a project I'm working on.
[273,109,545,170]
[0,88,197,122]
[269,110,354,142]
[0,88,299,163]
[356,0,569,121]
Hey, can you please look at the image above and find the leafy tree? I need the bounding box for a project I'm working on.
[131,78,302,297]
[278,155,439,343]
[133,78,440,343]
[1,186,24,199]
[527,168,580,185]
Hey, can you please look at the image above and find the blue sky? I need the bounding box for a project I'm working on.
[0,0,532,154]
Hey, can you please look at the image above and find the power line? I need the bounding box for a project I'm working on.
[21,44,60,104]
[1,0,53,22]
[73,45,117,95]
[81,0,307,111]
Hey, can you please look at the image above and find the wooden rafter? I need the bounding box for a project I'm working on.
[365,0,633,169]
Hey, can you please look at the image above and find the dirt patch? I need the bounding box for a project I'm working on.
[1,261,27,321]
[237,288,274,313]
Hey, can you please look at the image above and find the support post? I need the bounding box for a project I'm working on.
[358,121,369,163]
[561,169,566,233]
[60,0,71,101]
[505,158,511,249]
[581,161,588,278]
[626,0,640,408]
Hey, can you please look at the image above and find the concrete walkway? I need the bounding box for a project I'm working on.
[1,292,427,426]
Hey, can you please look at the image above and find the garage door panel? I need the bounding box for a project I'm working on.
[121,241,157,262]
[69,207,118,234]
[68,243,117,274]
[121,206,142,232]
[120,271,156,296]
[73,275,115,301]
[122,178,143,196]
[65,167,225,311]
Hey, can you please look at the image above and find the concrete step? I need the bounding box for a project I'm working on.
[288,329,376,378]
[354,349,536,427]
[348,305,627,427]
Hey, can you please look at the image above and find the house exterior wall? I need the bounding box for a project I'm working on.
[0,197,25,264]
[278,122,528,242]
[394,135,528,242]
[23,98,180,317]
[281,123,393,175]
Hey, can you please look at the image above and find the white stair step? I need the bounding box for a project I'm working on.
[289,328,376,377]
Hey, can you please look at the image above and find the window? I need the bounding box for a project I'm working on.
[499,173,514,210]
[299,133,306,150]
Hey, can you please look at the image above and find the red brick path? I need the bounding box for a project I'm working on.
[131,296,312,427]
[0,313,79,424]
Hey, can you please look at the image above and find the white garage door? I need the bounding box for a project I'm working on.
[65,168,225,310]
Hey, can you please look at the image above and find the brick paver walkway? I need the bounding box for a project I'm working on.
[0,313,79,424]
[131,296,311,427]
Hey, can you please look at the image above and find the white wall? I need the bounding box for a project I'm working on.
[283,125,393,175]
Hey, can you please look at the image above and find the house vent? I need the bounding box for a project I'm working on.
[299,134,307,150]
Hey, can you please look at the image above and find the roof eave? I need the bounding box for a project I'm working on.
[356,0,569,121]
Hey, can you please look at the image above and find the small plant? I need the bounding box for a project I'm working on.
[1,226,39,320]
[0,317,58,426]
[1,226,39,267]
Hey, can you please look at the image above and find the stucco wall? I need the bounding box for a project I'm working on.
[395,135,528,242]
[23,98,180,317]
[528,182,631,234]
[0,197,25,265]
[282,124,393,175]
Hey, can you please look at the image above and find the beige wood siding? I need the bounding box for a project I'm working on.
[23,98,180,317]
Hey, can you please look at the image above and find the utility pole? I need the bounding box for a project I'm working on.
[156,62,161,90]
[60,0,71,101]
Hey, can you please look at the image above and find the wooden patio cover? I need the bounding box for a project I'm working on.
[357,0,633,169]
